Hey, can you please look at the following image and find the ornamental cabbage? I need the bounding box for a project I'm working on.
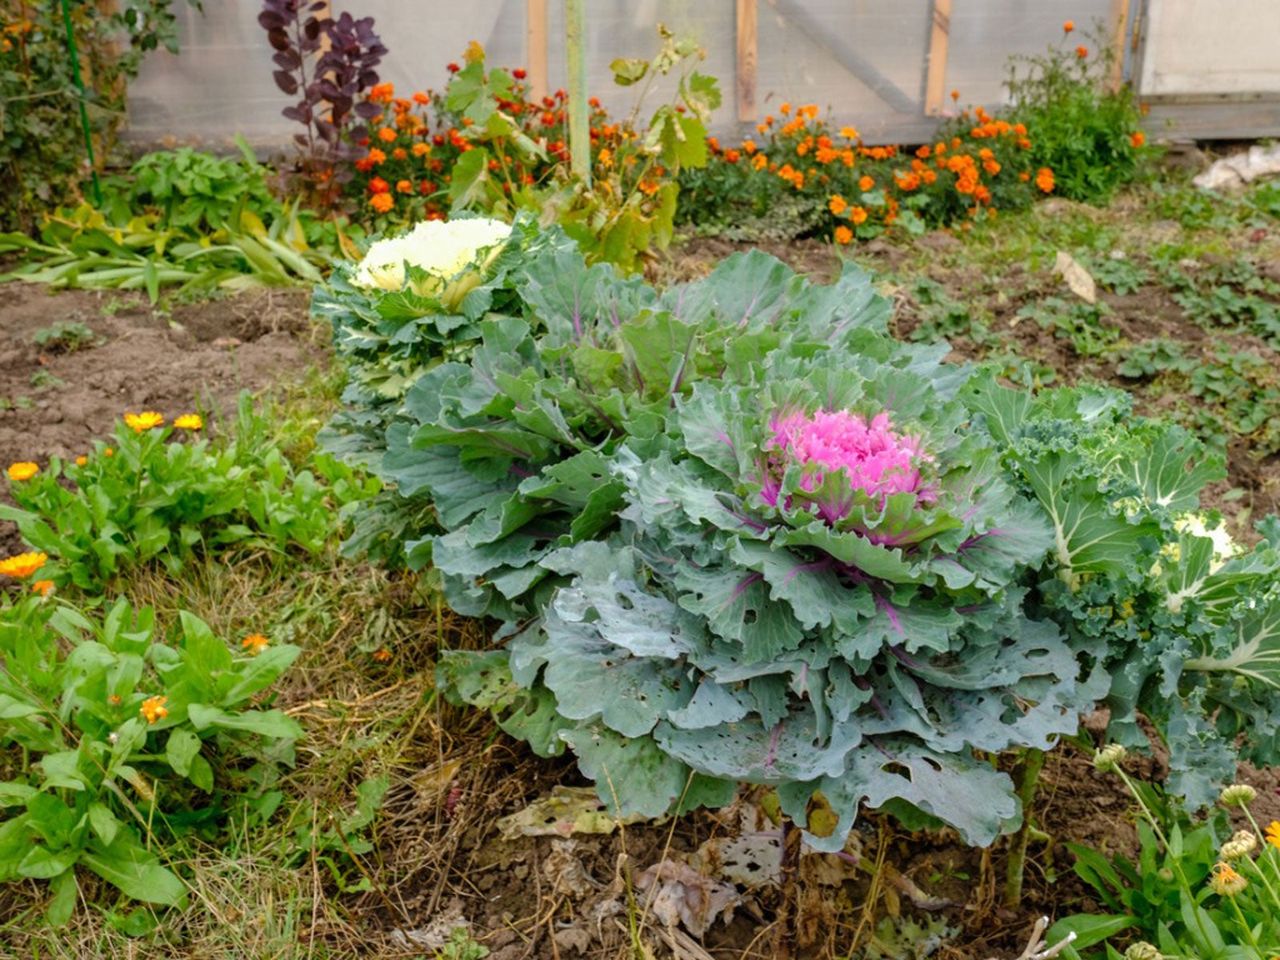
[350,216,512,307]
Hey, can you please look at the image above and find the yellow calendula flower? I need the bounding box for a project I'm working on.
[7,461,38,482]
[0,552,48,579]
[139,695,169,724]
[74,455,88,467]
[173,413,203,431]
[1266,821,1280,850]
[123,411,164,433]
[241,633,270,656]
[1209,861,1247,897]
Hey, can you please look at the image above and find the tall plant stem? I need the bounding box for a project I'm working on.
[564,0,590,186]
[1005,747,1046,908]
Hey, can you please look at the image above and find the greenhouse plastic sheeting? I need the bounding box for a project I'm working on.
[127,0,1117,150]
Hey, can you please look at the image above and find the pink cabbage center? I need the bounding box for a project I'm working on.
[759,409,928,524]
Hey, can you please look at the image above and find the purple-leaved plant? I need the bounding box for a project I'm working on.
[258,0,386,205]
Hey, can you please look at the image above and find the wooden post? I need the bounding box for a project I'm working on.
[923,0,952,116]
[736,0,758,123]
[1108,0,1132,92]
[527,0,548,102]
[565,0,590,186]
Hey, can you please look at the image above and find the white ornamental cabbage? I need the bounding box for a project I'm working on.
[352,217,512,309]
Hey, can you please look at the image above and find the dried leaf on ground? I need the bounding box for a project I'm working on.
[635,859,741,937]
[1054,251,1097,303]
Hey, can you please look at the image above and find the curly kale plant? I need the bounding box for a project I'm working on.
[974,381,1280,807]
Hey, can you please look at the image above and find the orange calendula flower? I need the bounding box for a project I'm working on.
[242,633,270,656]
[1076,45,1088,58]
[858,175,875,191]
[173,414,203,431]
[1209,861,1247,897]
[1131,131,1146,148]
[75,455,88,467]
[140,695,169,724]
[849,206,868,225]
[7,461,38,482]
[833,226,853,245]
[828,194,848,215]
[124,411,164,433]
[370,193,395,213]
[1035,167,1055,193]
[31,579,54,597]
[0,552,48,579]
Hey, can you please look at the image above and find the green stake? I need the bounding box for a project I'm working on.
[564,0,590,187]
[58,0,103,207]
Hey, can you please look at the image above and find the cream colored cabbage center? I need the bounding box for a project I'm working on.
[352,218,512,310]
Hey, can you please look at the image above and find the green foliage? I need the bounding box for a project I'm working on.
[436,29,718,272]
[104,144,277,233]
[1,396,366,590]
[1017,297,1120,357]
[0,595,300,924]
[0,199,339,303]
[1050,768,1280,960]
[32,320,97,353]
[0,0,201,231]
[1004,25,1148,203]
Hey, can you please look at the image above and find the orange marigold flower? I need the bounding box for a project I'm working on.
[396,179,414,194]
[780,101,792,115]
[366,148,387,165]
[368,82,395,103]
[916,145,931,159]
[833,226,853,245]
[123,412,164,433]
[412,142,430,157]
[742,139,757,154]
[0,552,47,579]
[1019,171,1030,182]
[173,414,202,431]
[413,91,429,105]
[724,149,741,164]
[752,153,768,170]
[983,158,1001,176]
[829,194,848,215]
[1076,45,1088,58]
[370,193,395,213]
[392,147,407,161]
[638,179,660,196]
[7,461,38,482]
[1131,131,1146,148]
[31,579,54,597]
[377,127,397,143]
[858,175,874,191]
[896,172,921,191]
[950,89,960,101]
[849,205,868,225]
[140,695,169,724]
[840,126,859,140]
[368,177,390,194]
[1035,167,1055,193]
[1063,19,1074,33]
[242,633,270,656]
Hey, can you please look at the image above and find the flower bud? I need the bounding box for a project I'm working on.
[1219,783,1257,807]
[1220,830,1258,861]
[1124,942,1161,960]
[1093,743,1127,773]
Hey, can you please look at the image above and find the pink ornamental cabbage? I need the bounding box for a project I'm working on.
[759,409,930,525]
